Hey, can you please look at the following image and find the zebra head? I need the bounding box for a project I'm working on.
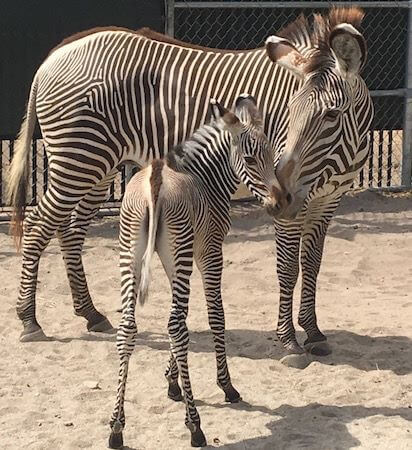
[265,8,369,219]
[210,95,280,210]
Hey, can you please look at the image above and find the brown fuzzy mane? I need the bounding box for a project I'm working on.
[278,7,365,74]
[49,26,257,55]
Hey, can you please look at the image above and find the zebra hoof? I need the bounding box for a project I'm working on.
[218,381,242,403]
[305,341,332,356]
[20,324,49,342]
[280,353,311,369]
[168,381,183,402]
[108,431,123,449]
[189,426,207,447]
[87,317,115,333]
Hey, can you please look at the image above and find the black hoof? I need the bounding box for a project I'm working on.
[304,333,331,356]
[218,381,242,403]
[168,381,183,402]
[283,339,305,355]
[190,427,207,447]
[108,431,123,449]
[304,341,332,356]
[20,323,49,342]
[87,316,115,333]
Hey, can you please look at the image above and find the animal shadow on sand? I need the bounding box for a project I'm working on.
[196,401,412,449]
[134,328,412,376]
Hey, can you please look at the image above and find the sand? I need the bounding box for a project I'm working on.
[0,190,411,450]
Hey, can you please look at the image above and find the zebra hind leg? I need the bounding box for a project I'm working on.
[165,352,183,401]
[161,220,206,447]
[17,182,93,342]
[109,212,145,448]
[57,174,117,333]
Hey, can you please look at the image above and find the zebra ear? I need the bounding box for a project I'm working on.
[265,36,307,80]
[210,99,243,135]
[235,94,263,129]
[329,24,367,77]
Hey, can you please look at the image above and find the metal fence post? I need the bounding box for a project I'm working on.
[402,1,412,187]
[165,0,175,37]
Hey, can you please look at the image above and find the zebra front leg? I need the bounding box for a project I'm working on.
[274,220,310,368]
[299,215,334,356]
[196,247,240,403]
[57,175,116,333]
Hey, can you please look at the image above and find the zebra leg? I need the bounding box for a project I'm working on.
[57,174,116,333]
[109,209,146,448]
[196,246,240,403]
[159,220,206,446]
[298,203,338,356]
[17,182,93,342]
[165,352,183,401]
[274,220,312,369]
[108,294,138,449]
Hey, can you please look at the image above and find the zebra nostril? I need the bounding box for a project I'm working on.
[286,193,292,205]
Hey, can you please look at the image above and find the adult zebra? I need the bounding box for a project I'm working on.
[8,8,373,361]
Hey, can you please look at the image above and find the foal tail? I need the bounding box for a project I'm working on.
[7,75,38,250]
[138,160,164,306]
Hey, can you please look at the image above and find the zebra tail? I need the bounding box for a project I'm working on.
[7,76,38,251]
[138,160,164,306]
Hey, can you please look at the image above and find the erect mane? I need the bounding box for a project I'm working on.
[50,26,258,55]
[278,7,365,74]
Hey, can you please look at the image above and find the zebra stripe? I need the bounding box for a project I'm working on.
[109,98,276,448]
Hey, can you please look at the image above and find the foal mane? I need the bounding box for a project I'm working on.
[278,7,365,74]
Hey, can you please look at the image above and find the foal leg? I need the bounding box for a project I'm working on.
[17,177,94,341]
[158,218,206,446]
[195,244,240,403]
[109,209,146,448]
[57,173,116,332]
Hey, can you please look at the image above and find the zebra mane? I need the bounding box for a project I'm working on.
[166,123,228,172]
[278,7,365,74]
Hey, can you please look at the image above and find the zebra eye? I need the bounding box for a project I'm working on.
[324,109,340,121]
[244,156,257,165]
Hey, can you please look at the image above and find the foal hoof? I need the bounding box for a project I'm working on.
[218,381,242,403]
[108,431,123,449]
[304,341,332,356]
[190,427,207,447]
[20,324,48,343]
[87,317,115,333]
[168,381,183,402]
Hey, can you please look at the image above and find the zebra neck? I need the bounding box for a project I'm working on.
[166,125,239,200]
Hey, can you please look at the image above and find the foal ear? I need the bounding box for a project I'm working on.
[234,94,263,129]
[265,36,307,80]
[329,23,367,77]
[210,99,242,136]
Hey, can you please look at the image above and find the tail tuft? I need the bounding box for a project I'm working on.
[137,160,164,306]
[6,77,38,251]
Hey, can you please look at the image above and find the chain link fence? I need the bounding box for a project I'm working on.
[0,1,411,214]
[171,0,411,190]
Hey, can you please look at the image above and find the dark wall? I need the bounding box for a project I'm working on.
[0,0,165,138]
[175,5,407,130]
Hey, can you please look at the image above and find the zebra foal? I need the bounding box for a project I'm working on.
[109,95,278,448]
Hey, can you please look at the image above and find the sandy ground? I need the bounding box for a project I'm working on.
[0,190,411,450]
